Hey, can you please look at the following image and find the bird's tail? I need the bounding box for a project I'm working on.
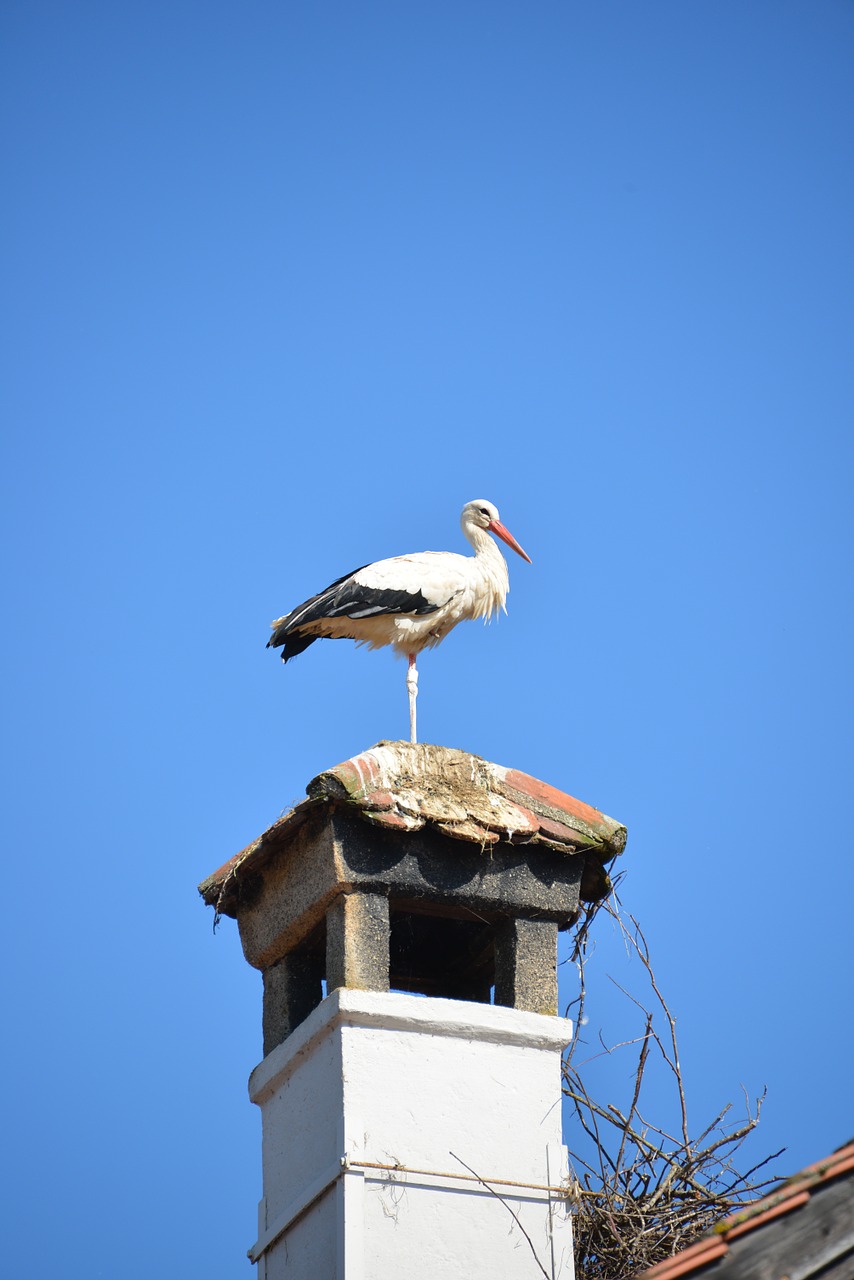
[267,619,317,662]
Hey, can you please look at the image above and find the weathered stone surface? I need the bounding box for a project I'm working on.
[200,742,626,919]
[231,810,585,972]
[263,950,324,1054]
[198,744,626,1045]
[494,917,559,1016]
[326,891,390,995]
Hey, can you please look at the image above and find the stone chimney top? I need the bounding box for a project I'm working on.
[199,742,626,1054]
[200,740,626,917]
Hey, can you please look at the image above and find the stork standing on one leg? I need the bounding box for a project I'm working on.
[267,500,532,744]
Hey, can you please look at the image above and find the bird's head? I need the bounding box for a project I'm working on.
[461,499,532,563]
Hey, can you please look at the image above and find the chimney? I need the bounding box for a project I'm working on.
[199,742,626,1279]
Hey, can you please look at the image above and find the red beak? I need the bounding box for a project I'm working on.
[488,519,533,564]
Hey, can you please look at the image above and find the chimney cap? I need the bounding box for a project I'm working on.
[199,742,626,918]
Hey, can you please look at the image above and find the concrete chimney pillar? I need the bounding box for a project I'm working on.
[199,743,626,1280]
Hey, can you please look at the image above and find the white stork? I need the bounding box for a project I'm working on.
[268,499,532,743]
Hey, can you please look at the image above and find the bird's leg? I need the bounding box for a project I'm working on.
[406,653,418,744]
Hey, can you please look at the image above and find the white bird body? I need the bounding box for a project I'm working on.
[299,546,509,653]
[268,500,531,741]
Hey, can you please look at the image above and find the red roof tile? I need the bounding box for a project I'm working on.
[638,1138,854,1278]
[639,1236,729,1280]
[199,741,626,914]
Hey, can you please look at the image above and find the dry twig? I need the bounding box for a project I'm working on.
[564,880,781,1279]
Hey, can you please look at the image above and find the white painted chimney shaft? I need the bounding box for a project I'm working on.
[248,988,575,1279]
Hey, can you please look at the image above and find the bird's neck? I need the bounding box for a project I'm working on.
[462,521,490,555]
[467,526,510,613]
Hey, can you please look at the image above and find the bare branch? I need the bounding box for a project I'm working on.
[563,889,782,1279]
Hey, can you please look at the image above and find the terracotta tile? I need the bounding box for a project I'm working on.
[723,1189,810,1241]
[641,1235,729,1279]
[503,768,610,828]
[361,809,424,832]
[435,820,499,844]
[537,814,582,848]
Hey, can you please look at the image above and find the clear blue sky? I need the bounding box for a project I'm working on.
[2,3,852,1275]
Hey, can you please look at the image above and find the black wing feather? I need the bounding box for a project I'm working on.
[267,563,441,663]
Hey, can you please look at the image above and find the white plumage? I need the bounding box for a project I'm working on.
[268,499,532,742]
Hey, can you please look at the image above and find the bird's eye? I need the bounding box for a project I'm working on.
[479,507,489,516]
